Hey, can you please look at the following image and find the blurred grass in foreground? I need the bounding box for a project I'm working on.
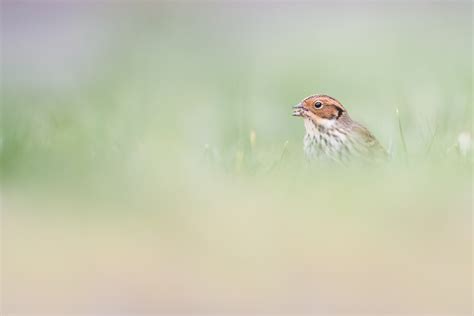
[1,2,472,315]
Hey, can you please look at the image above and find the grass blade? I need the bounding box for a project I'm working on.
[396,108,408,157]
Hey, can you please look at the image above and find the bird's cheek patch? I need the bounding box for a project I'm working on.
[317,108,337,120]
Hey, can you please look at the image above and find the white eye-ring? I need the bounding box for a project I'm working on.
[314,101,323,109]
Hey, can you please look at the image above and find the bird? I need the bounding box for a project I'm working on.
[292,94,387,163]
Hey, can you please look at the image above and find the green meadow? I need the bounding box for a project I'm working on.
[1,2,472,315]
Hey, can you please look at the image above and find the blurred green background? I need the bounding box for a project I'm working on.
[1,1,472,315]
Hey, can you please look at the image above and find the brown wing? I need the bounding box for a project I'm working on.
[351,123,388,161]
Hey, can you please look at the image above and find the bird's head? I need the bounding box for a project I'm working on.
[292,94,348,128]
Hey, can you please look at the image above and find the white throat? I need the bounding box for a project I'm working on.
[303,117,335,133]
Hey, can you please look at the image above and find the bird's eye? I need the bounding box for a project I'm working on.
[314,101,323,109]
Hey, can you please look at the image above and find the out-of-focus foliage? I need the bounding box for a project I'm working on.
[1,2,472,315]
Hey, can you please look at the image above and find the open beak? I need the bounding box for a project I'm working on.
[292,103,304,117]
